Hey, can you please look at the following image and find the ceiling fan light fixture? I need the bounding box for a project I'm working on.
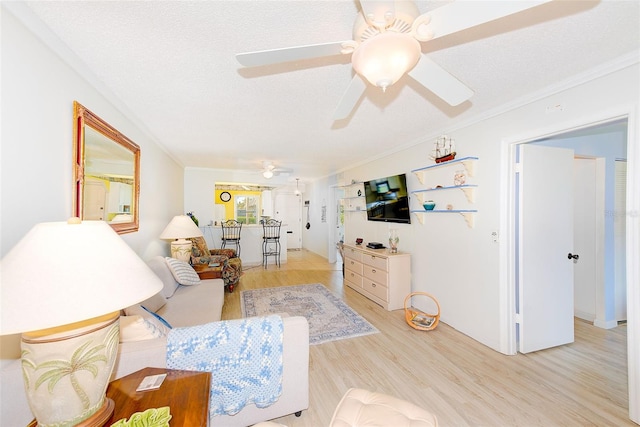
[351,32,421,90]
[411,14,434,42]
[262,161,275,178]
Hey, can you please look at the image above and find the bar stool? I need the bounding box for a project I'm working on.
[262,219,282,268]
[220,220,242,257]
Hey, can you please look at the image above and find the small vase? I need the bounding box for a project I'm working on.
[389,229,399,253]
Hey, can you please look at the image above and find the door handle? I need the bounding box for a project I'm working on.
[567,253,579,260]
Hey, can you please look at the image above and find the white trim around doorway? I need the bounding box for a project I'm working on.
[499,105,639,423]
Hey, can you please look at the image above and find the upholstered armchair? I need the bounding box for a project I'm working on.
[210,248,240,262]
[190,237,242,290]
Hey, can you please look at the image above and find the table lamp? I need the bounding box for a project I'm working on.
[0,218,163,426]
[159,215,203,262]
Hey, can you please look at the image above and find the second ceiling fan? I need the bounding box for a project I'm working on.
[236,0,551,121]
[261,161,293,179]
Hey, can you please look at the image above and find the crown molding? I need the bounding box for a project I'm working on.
[331,50,640,180]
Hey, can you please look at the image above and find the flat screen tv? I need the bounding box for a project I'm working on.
[363,173,410,224]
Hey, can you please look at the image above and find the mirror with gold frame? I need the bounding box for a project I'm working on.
[73,101,140,234]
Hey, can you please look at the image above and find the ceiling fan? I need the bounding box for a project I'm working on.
[236,0,551,120]
[261,161,293,179]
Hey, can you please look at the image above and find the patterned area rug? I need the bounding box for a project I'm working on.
[240,283,379,345]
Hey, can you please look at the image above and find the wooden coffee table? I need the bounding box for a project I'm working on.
[105,367,211,426]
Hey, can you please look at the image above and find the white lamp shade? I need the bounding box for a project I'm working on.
[159,215,203,240]
[0,220,163,335]
[352,32,421,89]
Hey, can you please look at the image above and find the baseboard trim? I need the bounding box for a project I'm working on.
[575,310,595,322]
[593,318,619,329]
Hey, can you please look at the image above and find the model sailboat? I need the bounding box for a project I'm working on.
[431,135,456,163]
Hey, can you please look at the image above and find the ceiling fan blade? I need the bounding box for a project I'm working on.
[333,74,367,121]
[273,167,293,173]
[415,0,552,41]
[359,0,396,29]
[408,56,473,106]
[237,41,352,67]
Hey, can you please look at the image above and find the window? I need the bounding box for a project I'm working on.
[235,195,259,224]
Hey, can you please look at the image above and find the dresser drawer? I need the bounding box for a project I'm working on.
[363,280,387,301]
[345,270,363,289]
[362,265,388,287]
[362,253,388,271]
[345,258,363,275]
[345,247,363,262]
[342,244,410,311]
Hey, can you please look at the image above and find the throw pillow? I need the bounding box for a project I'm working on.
[165,257,201,286]
[147,255,180,298]
[124,304,172,330]
[140,305,173,329]
[119,314,169,342]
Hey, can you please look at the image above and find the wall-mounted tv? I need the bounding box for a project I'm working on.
[363,173,410,224]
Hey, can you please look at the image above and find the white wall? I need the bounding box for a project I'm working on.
[1,6,184,358]
[334,59,639,421]
[339,62,638,353]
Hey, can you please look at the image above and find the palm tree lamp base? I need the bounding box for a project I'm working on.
[21,312,120,427]
[170,239,193,262]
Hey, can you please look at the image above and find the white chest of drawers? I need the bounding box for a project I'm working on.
[343,244,411,311]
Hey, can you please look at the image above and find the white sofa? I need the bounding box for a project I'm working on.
[0,256,309,427]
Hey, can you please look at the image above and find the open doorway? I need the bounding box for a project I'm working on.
[328,186,345,266]
[501,113,638,422]
[530,119,628,328]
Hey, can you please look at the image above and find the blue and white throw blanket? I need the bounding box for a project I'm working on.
[166,315,284,417]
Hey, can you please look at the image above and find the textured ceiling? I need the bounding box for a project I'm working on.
[13,1,640,182]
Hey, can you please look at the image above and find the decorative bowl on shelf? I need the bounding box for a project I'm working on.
[423,201,436,211]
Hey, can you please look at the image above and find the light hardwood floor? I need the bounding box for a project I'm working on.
[222,250,632,426]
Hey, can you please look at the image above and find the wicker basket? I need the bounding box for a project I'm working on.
[404,292,440,331]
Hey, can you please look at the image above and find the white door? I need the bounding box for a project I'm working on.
[275,193,302,249]
[84,180,107,220]
[518,144,575,353]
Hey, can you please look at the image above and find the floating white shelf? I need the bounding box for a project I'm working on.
[411,184,478,203]
[339,181,365,201]
[339,181,364,188]
[411,156,479,228]
[411,156,478,184]
[410,209,477,228]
